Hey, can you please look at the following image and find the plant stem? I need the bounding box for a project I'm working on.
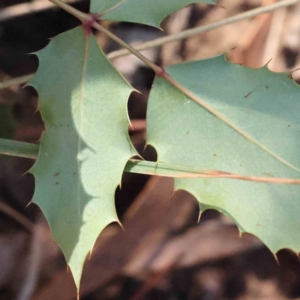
[92,22,163,74]
[49,0,86,21]
[1,138,300,184]
[2,0,297,89]
[0,0,82,22]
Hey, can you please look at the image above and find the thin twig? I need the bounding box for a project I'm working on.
[93,22,162,74]
[1,0,297,90]
[48,0,86,20]
[0,0,83,22]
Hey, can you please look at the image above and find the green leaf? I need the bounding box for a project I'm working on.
[29,27,136,289]
[91,0,216,28]
[147,55,300,253]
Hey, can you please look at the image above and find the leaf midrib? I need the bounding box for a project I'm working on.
[164,73,300,174]
[74,28,89,287]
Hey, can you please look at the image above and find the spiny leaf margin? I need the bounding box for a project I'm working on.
[147,54,300,254]
[91,0,216,28]
[29,26,137,289]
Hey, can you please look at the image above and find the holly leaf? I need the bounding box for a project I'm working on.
[91,0,216,28]
[147,55,300,253]
[29,27,136,289]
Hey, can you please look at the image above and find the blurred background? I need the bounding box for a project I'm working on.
[1,0,300,299]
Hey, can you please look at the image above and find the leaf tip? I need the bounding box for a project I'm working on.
[26,69,40,91]
[197,210,202,223]
[71,268,83,296]
[25,201,33,209]
[21,170,30,177]
[238,229,243,238]
[117,219,124,231]
[28,164,36,175]
[272,252,280,266]
[264,57,273,68]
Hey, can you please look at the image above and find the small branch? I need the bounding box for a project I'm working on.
[92,22,163,74]
[1,138,300,184]
[2,0,297,90]
[0,0,83,22]
[49,0,86,21]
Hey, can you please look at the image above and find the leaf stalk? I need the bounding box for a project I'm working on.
[1,138,300,184]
